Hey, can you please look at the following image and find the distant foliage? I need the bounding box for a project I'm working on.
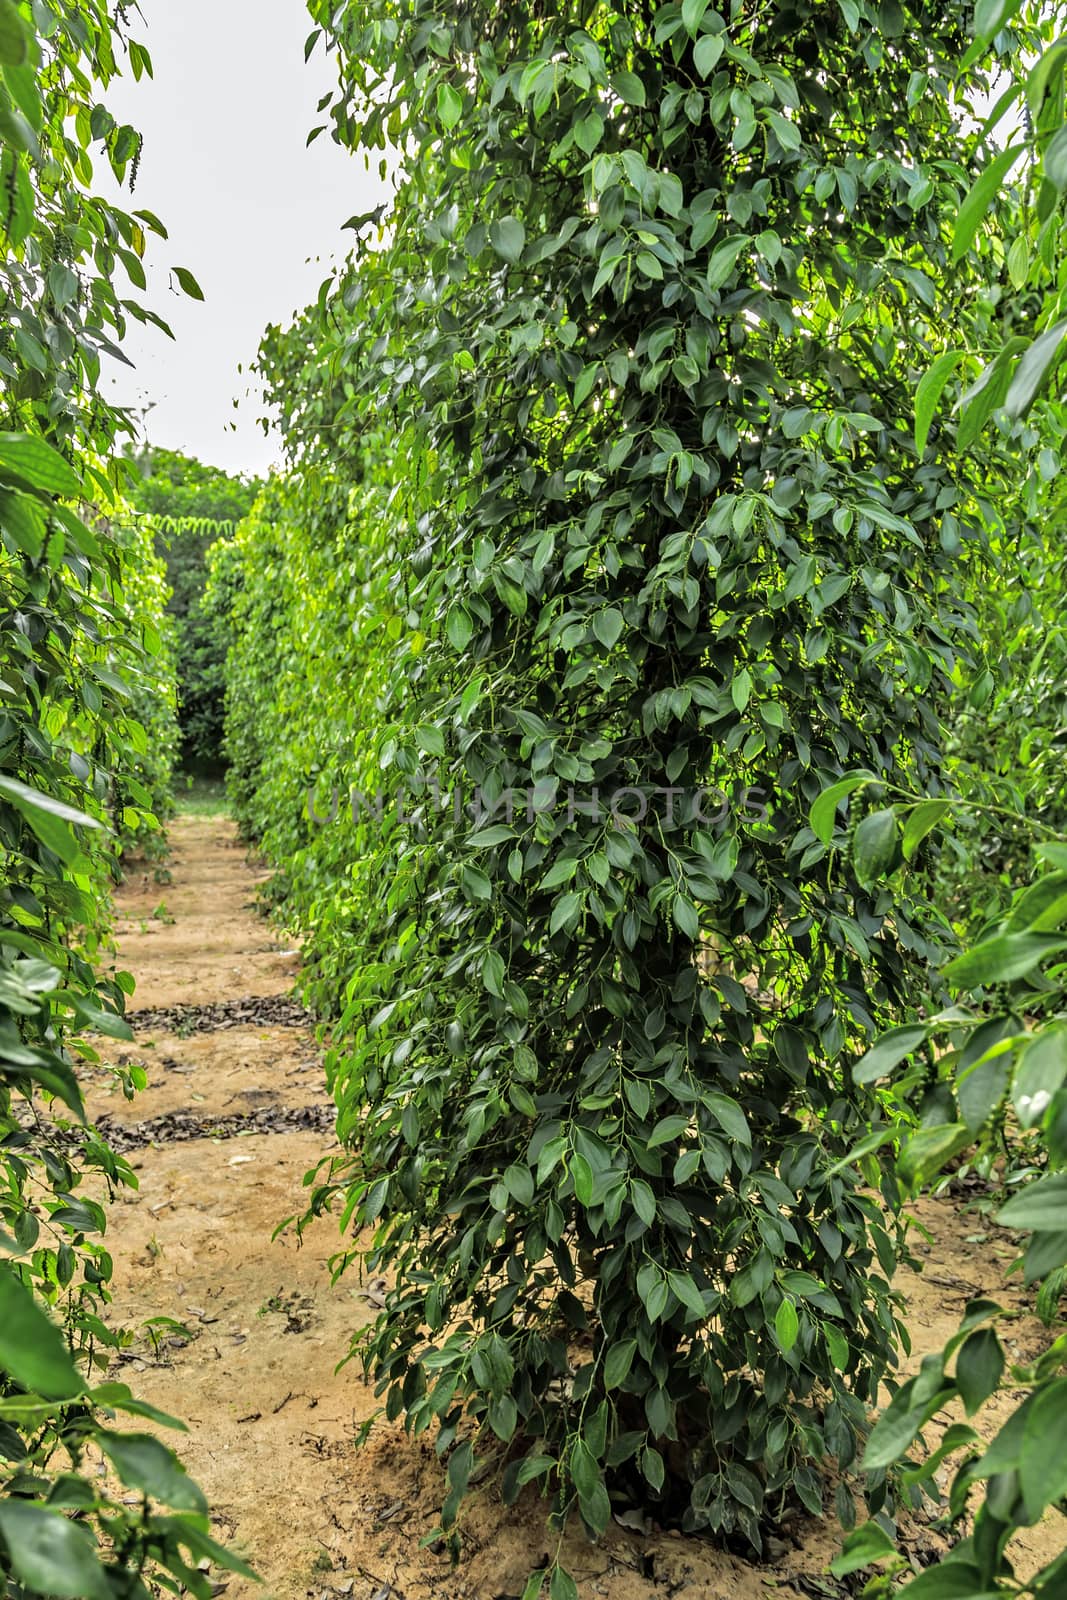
[126,447,263,770]
[224,0,1026,1575]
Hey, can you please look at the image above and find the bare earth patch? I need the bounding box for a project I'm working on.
[88,815,1062,1600]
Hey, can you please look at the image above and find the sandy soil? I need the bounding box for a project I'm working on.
[86,815,1064,1600]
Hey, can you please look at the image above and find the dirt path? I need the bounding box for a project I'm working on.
[88,814,1061,1600]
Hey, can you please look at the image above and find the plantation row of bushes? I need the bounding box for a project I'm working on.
[125,447,262,774]
[0,4,249,1595]
[219,0,1067,1592]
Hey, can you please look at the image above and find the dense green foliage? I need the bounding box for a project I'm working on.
[830,831,1067,1598]
[125,449,261,771]
[222,0,1043,1577]
[0,4,243,1596]
[5,0,1055,1587]
[825,8,1067,1592]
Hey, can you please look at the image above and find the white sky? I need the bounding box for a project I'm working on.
[99,0,390,475]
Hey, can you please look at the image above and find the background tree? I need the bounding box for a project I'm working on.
[125,446,263,771]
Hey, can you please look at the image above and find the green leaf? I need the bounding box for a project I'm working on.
[0,775,102,866]
[570,1152,594,1205]
[899,1123,972,1188]
[951,144,1023,263]
[437,82,462,129]
[161,1519,257,1580]
[955,1328,1003,1415]
[446,606,474,650]
[0,1503,109,1600]
[1043,123,1067,190]
[648,1114,689,1147]
[550,1567,578,1600]
[1007,870,1067,932]
[482,948,506,997]
[693,33,724,77]
[862,1379,942,1472]
[668,1271,707,1322]
[706,235,748,290]
[0,1265,84,1399]
[895,1565,995,1599]
[810,771,876,845]
[829,1520,896,1576]
[173,265,205,300]
[1013,1030,1067,1128]
[902,799,951,860]
[0,432,81,497]
[998,1174,1067,1232]
[852,808,899,886]
[99,1432,207,1512]
[973,0,1023,39]
[593,608,624,648]
[489,216,526,264]
[1004,318,1067,418]
[707,1092,749,1144]
[1019,1378,1067,1523]
[681,0,710,35]
[775,1297,799,1353]
[824,1323,850,1370]
[0,0,27,66]
[0,488,47,557]
[90,1382,186,1431]
[550,890,581,933]
[943,932,1067,989]
[610,70,646,107]
[603,1339,637,1389]
[417,724,445,757]
[853,1023,928,1085]
[0,775,101,830]
[731,667,752,711]
[915,351,965,455]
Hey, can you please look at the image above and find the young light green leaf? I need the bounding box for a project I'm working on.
[809,771,877,845]
[915,351,965,456]
[943,932,1067,990]
[775,1297,799,1353]
[0,432,82,496]
[0,0,27,66]
[437,82,463,129]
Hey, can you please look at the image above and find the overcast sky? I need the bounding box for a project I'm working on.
[100,1,390,476]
